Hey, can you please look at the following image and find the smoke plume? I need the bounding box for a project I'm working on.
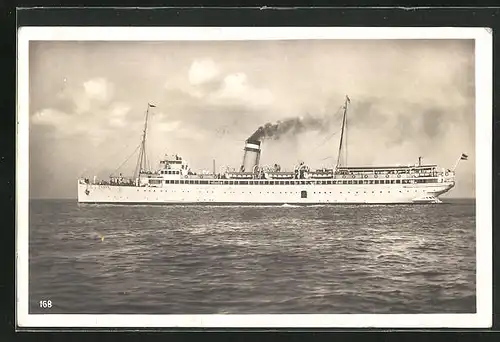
[248,114,330,141]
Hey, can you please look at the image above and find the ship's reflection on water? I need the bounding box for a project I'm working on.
[29,199,475,314]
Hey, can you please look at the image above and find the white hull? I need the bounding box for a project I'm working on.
[77,181,454,205]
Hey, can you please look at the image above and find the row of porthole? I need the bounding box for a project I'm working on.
[133,189,426,195]
[137,189,217,194]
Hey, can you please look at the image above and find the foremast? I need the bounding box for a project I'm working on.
[335,95,350,171]
[134,103,156,179]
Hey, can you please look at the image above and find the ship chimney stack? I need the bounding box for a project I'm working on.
[241,139,261,172]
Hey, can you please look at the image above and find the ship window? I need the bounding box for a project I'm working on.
[375,180,379,184]
[241,181,249,185]
[180,180,184,184]
[200,180,208,184]
[270,181,275,185]
[396,180,401,184]
[265,181,269,185]
[343,181,348,184]
[391,180,395,184]
[174,180,179,184]
[348,180,352,184]
[285,181,290,185]
[369,180,374,184]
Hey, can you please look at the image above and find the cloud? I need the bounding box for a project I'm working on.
[156,120,181,132]
[31,108,70,127]
[188,58,220,86]
[208,72,274,107]
[83,77,113,101]
[183,59,274,108]
[107,103,131,127]
[31,77,131,145]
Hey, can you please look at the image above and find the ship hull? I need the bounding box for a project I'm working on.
[77,181,454,205]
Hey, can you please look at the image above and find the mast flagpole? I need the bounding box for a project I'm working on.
[452,153,468,171]
[134,103,155,179]
[335,95,350,170]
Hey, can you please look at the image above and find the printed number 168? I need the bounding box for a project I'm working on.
[39,300,52,308]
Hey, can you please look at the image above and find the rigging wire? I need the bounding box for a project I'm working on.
[314,104,344,150]
[79,142,135,178]
[110,143,142,177]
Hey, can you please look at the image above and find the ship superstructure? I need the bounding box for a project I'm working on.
[77,96,465,204]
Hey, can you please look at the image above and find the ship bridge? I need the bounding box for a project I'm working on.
[160,154,186,168]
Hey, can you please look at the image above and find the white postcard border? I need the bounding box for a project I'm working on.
[16,26,492,328]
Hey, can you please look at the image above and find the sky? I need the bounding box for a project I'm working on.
[28,39,475,198]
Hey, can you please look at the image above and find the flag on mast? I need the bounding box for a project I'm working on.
[460,153,468,160]
[148,103,156,108]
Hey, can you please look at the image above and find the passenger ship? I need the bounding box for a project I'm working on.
[77,96,465,205]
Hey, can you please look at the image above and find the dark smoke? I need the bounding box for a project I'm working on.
[248,114,330,141]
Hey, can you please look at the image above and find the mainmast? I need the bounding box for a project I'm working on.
[134,103,156,179]
[335,95,350,170]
